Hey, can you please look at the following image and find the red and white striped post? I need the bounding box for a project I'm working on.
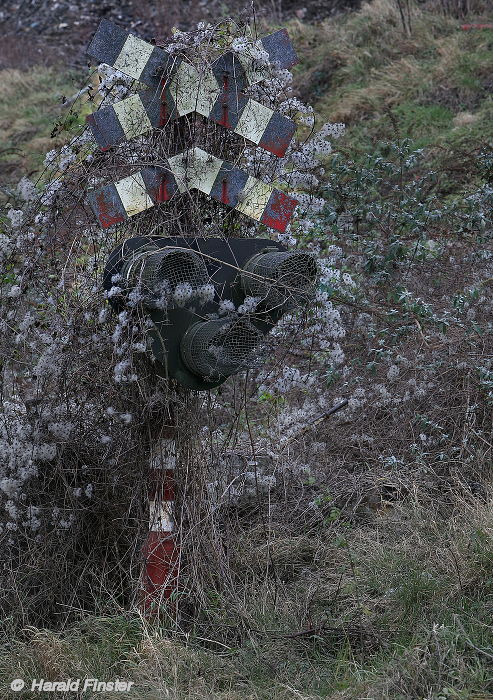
[139,84,182,617]
[140,427,179,616]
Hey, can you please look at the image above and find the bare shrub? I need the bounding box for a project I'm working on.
[0,17,343,628]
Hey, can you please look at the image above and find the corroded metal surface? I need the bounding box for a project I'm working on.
[88,147,298,232]
[87,62,296,156]
[86,19,297,157]
[87,18,173,89]
[87,19,298,88]
[86,20,299,231]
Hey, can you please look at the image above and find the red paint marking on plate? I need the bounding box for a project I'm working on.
[259,123,296,158]
[221,178,229,204]
[157,175,169,202]
[95,192,125,228]
[261,190,298,232]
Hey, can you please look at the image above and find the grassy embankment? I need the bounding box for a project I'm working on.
[0,67,88,187]
[1,1,493,698]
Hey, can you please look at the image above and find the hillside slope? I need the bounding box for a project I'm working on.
[1,2,493,700]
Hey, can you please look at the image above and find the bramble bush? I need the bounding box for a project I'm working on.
[241,138,493,518]
[0,18,347,628]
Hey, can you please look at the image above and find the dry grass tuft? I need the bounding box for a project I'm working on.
[0,67,84,183]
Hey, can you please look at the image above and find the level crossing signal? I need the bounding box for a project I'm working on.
[86,20,317,389]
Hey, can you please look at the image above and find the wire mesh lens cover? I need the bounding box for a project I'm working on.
[241,250,317,312]
[180,317,264,380]
[104,236,300,389]
[124,247,209,308]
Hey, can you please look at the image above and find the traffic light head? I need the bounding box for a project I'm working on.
[241,250,318,313]
[121,246,209,309]
[181,317,264,381]
[104,237,317,390]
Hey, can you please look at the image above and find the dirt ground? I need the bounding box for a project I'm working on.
[0,0,364,68]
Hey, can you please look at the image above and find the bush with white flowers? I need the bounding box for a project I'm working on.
[0,17,351,625]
